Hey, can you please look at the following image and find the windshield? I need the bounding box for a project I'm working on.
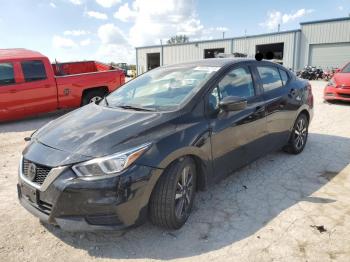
[105,65,220,111]
[342,63,350,73]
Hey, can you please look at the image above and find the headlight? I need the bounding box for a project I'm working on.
[327,78,336,87]
[72,143,151,177]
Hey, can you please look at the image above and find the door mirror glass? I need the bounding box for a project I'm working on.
[219,96,247,111]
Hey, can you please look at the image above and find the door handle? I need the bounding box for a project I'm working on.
[9,89,17,93]
[255,105,265,114]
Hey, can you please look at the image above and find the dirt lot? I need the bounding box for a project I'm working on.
[0,81,349,262]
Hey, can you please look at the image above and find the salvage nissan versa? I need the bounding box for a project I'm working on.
[18,58,313,231]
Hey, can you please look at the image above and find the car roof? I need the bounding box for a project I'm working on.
[163,58,279,69]
[0,48,46,60]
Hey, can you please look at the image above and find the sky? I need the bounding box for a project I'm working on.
[0,0,349,64]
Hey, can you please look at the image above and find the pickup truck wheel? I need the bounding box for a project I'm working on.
[149,157,196,229]
[82,90,106,106]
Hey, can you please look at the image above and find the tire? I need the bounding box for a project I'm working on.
[149,157,197,229]
[82,89,106,106]
[284,113,309,154]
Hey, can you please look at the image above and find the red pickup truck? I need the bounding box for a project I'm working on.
[0,49,125,122]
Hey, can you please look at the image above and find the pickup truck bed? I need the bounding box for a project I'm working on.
[53,61,114,76]
[0,49,125,122]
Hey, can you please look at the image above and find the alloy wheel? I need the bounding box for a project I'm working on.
[174,165,194,220]
[294,118,307,150]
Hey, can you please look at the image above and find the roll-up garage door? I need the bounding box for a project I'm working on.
[309,43,350,69]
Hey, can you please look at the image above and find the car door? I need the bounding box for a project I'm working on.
[0,61,18,120]
[15,59,57,117]
[207,64,267,181]
[256,64,295,151]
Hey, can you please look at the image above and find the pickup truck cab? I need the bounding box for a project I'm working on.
[0,49,125,121]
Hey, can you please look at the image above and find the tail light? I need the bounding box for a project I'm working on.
[120,73,125,85]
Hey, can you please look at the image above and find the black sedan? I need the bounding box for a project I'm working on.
[18,58,313,231]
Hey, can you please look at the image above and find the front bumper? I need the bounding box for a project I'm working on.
[18,160,162,231]
[324,85,350,101]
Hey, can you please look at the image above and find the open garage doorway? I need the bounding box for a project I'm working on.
[147,53,160,70]
[204,48,225,59]
[256,43,284,64]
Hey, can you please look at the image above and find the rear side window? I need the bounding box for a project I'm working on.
[0,63,15,86]
[21,60,47,82]
[279,69,289,85]
[257,66,283,92]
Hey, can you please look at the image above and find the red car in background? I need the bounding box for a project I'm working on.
[324,62,350,102]
[0,49,125,122]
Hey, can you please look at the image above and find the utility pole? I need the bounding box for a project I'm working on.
[222,31,225,39]
[278,24,280,32]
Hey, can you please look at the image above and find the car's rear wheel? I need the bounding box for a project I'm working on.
[149,157,196,229]
[284,113,309,154]
[82,89,106,106]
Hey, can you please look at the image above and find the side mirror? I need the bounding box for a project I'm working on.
[335,68,341,73]
[219,96,247,111]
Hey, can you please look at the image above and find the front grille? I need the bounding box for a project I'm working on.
[23,159,52,185]
[338,93,350,98]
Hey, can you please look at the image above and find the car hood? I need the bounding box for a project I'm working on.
[334,73,350,86]
[33,103,175,158]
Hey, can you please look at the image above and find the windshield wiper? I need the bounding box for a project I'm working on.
[117,105,155,111]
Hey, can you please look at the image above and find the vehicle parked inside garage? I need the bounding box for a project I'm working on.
[324,62,350,102]
[17,58,313,231]
[0,49,125,122]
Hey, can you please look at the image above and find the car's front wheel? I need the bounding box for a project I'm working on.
[284,113,309,154]
[149,157,196,229]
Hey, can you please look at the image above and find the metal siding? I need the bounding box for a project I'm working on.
[300,20,350,68]
[309,43,350,69]
[163,39,232,65]
[136,47,162,74]
[233,32,296,69]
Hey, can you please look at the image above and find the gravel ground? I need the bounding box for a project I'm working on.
[0,81,349,262]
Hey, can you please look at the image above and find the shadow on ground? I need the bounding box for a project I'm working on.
[41,132,350,260]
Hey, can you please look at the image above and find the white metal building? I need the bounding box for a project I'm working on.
[135,17,350,74]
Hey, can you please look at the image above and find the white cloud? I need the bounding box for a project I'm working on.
[282,9,314,24]
[87,11,108,20]
[114,3,137,22]
[259,11,282,30]
[338,6,344,11]
[97,0,228,63]
[64,30,90,36]
[260,9,314,31]
[119,0,211,47]
[98,23,128,45]
[69,0,82,5]
[96,0,121,8]
[80,38,91,46]
[50,2,56,8]
[96,24,133,63]
[52,35,78,49]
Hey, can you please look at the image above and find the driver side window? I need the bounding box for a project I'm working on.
[209,66,255,111]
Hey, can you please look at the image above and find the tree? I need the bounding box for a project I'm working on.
[167,35,189,45]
